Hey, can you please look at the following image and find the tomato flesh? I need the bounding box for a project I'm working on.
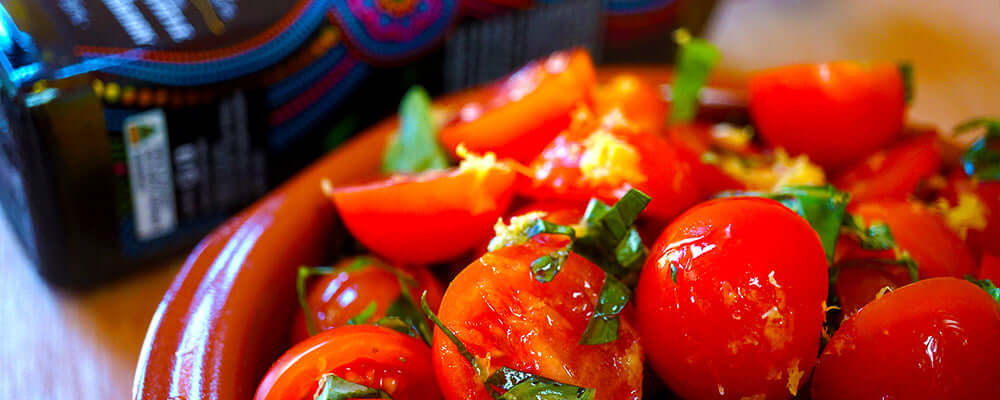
[596,74,668,135]
[943,171,1000,260]
[637,197,828,400]
[433,236,643,400]
[812,278,1000,400]
[255,325,441,400]
[833,132,941,202]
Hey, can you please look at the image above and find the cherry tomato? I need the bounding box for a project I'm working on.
[833,132,941,203]
[668,123,747,199]
[432,236,643,400]
[834,261,911,320]
[291,257,444,343]
[942,170,1000,260]
[527,108,698,220]
[439,48,596,163]
[255,325,442,400]
[596,74,668,135]
[637,197,828,400]
[979,252,1000,285]
[748,62,906,170]
[844,200,977,279]
[331,163,519,264]
[812,277,1000,400]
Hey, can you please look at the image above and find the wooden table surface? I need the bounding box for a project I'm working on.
[2,0,998,398]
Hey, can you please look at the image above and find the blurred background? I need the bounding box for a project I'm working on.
[1,0,998,398]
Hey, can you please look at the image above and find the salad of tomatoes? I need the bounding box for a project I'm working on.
[251,38,1000,400]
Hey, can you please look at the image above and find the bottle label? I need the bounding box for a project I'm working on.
[122,109,177,241]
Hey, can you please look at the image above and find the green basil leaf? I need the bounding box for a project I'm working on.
[419,292,489,382]
[579,275,631,345]
[531,248,572,283]
[487,367,595,400]
[842,214,895,251]
[383,86,450,174]
[574,189,651,282]
[967,276,1000,305]
[955,117,1000,181]
[348,301,378,325]
[314,373,391,400]
[669,29,721,124]
[526,219,577,240]
[898,62,914,105]
[381,292,433,345]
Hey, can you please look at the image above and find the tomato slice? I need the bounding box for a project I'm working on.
[291,257,444,343]
[637,197,828,399]
[432,236,643,400]
[527,108,698,220]
[330,162,519,264]
[942,170,1000,260]
[832,132,941,202]
[439,48,597,163]
[748,62,906,170]
[844,200,977,279]
[595,74,668,135]
[812,278,1000,400]
[255,325,441,400]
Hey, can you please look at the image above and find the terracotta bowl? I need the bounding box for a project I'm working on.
[131,68,746,400]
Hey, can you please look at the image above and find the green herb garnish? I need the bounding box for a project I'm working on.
[898,62,914,105]
[574,190,652,284]
[313,373,392,400]
[348,301,378,325]
[967,276,1000,304]
[842,214,895,251]
[579,276,631,345]
[955,117,1000,181]
[669,29,721,125]
[383,86,450,174]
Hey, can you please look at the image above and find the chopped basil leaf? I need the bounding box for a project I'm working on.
[348,301,378,325]
[526,219,577,240]
[419,292,488,382]
[381,291,433,345]
[574,190,652,283]
[669,29,721,125]
[579,276,631,345]
[314,373,391,400]
[898,62,914,105]
[487,367,596,400]
[967,276,1000,304]
[532,248,571,283]
[894,250,920,283]
[842,214,895,251]
[670,265,678,283]
[383,86,450,174]
[955,117,1000,181]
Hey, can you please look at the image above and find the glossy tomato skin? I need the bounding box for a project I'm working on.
[834,262,911,320]
[812,278,1000,400]
[290,257,444,343]
[748,62,905,170]
[439,49,596,163]
[528,109,698,220]
[255,325,442,400]
[943,171,1000,260]
[596,74,668,135]
[433,236,643,400]
[332,165,518,264]
[637,197,828,400]
[845,200,977,279]
[833,132,941,203]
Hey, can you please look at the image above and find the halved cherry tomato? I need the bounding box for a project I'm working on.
[833,132,941,202]
[291,257,444,343]
[668,123,747,199]
[596,74,668,135]
[748,62,906,170]
[439,48,596,163]
[433,236,643,400]
[255,325,442,400]
[942,170,1000,260]
[330,163,519,264]
[528,108,697,220]
[637,197,828,400]
[843,200,977,279]
[979,252,1000,285]
[833,261,911,320]
[812,278,1000,400]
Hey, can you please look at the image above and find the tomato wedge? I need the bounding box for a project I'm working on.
[255,325,441,400]
[596,74,668,135]
[330,160,519,264]
[812,278,1000,400]
[833,132,941,202]
[528,108,697,220]
[291,257,444,343]
[638,197,828,400]
[439,48,597,163]
[748,62,906,170]
[942,170,1000,260]
[432,236,643,400]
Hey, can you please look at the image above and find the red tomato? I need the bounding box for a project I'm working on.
[291,257,444,343]
[432,236,643,400]
[255,325,442,400]
[439,48,597,163]
[833,132,941,203]
[844,200,977,279]
[812,278,1000,400]
[637,197,828,400]
[979,252,1000,285]
[596,74,668,135]
[748,62,906,170]
[331,164,519,264]
[527,108,698,220]
[834,261,911,320]
[668,123,747,199]
[942,170,1000,260]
